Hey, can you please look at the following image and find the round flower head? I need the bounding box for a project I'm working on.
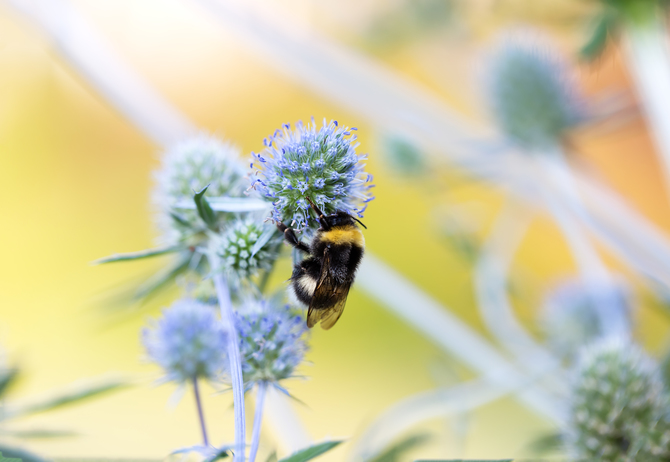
[235,299,309,384]
[566,338,670,461]
[250,119,375,231]
[485,33,585,151]
[142,299,228,383]
[540,278,632,358]
[153,134,248,244]
[209,219,281,284]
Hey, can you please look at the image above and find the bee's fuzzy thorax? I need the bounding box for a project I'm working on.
[319,226,365,248]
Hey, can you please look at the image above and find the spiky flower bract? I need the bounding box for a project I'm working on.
[153,134,248,245]
[485,34,585,152]
[209,219,281,285]
[250,119,374,232]
[142,299,228,384]
[235,299,309,385]
[566,339,670,461]
[540,279,631,358]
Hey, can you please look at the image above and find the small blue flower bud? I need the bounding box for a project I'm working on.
[142,299,228,383]
[152,134,248,244]
[485,34,586,152]
[235,300,309,384]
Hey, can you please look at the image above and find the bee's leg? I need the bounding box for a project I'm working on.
[276,221,311,253]
[305,197,330,230]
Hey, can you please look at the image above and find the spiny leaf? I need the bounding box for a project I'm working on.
[413,459,513,462]
[0,428,77,439]
[93,245,184,264]
[278,441,343,462]
[170,210,192,228]
[132,252,193,301]
[0,367,19,399]
[250,225,278,258]
[369,433,430,462]
[0,444,52,462]
[194,185,218,231]
[4,378,127,419]
[580,12,617,61]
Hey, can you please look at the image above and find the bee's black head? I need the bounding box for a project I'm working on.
[305,196,367,230]
[325,210,367,229]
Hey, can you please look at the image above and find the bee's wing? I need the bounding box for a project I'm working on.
[307,247,352,330]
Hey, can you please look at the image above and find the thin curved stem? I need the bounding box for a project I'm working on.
[473,200,567,395]
[249,381,268,462]
[349,379,511,461]
[210,255,246,462]
[192,377,209,447]
[536,151,630,339]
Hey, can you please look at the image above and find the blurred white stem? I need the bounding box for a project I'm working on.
[211,256,246,462]
[2,0,195,145]
[473,201,567,394]
[248,382,267,462]
[624,21,670,203]
[359,255,565,423]
[263,386,312,453]
[536,151,629,339]
[348,379,512,461]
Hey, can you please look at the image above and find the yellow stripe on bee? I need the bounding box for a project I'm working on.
[321,227,365,247]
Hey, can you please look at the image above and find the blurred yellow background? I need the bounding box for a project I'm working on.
[1,1,669,461]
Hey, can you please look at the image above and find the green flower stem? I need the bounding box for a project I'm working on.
[211,255,246,462]
[624,20,670,204]
[249,381,268,462]
[192,376,209,447]
[536,150,629,338]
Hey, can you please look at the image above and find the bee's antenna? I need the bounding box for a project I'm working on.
[352,216,367,229]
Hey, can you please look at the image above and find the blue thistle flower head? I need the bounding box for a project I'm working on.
[566,338,670,461]
[235,299,309,384]
[540,278,632,358]
[250,119,375,231]
[152,134,248,244]
[142,299,228,384]
[485,33,586,152]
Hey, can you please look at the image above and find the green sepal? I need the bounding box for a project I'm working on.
[413,460,512,462]
[203,447,232,462]
[0,428,77,439]
[132,252,193,301]
[580,11,617,61]
[265,452,278,462]
[369,433,430,462]
[0,367,19,399]
[526,431,563,455]
[3,377,127,420]
[278,441,343,462]
[194,185,218,231]
[93,245,184,264]
[0,445,52,462]
[170,210,193,228]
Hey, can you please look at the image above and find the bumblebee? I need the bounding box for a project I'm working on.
[276,198,366,329]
